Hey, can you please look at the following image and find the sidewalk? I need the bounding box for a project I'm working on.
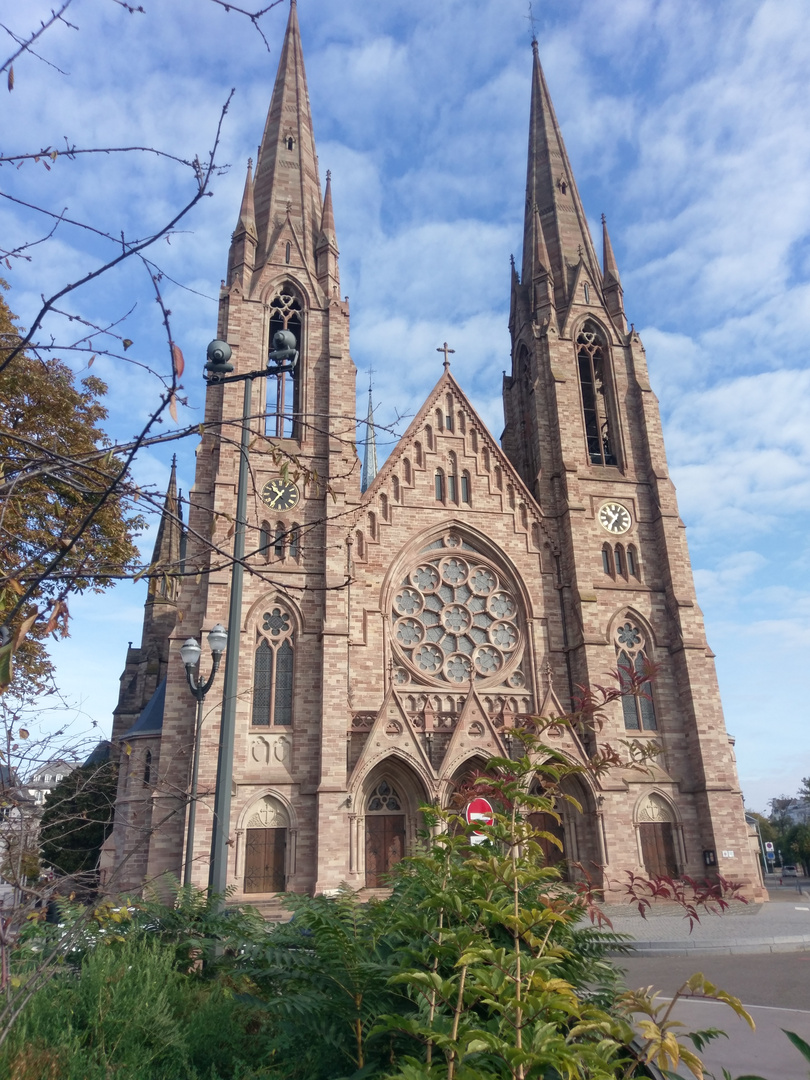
[601,881,810,955]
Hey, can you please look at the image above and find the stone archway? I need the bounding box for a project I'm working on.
[529,772,600,881]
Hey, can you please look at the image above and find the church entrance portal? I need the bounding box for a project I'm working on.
[364,779,406,887]
[244,828,286,893]
[639,822,678,878]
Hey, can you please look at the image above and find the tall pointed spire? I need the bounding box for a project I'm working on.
[601,213,625,326]
[148,457,182,599]
[252,0,322,272]
[227,159,257,286]
[316,169,340,291]
[522,40,601,307]
[360,379,378,493]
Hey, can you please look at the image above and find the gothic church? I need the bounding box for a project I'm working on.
[108,1,765,903]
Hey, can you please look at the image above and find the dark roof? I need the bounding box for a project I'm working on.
[121,680,166,740]
[83,740,112,768]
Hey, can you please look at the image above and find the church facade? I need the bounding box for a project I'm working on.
[108,1,765,904]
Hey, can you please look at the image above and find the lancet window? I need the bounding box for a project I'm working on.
[252,605,295,727]
[577,322,617,467]
[266,285,302,440]
[614,619,657,731]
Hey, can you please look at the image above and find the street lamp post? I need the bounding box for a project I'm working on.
[180,624,227,887]
[203,334,298,902]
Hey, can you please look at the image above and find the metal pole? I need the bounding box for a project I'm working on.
[184,694,204,887]
[208,375,254,900]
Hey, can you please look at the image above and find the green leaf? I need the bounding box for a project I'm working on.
[784,1029,810,1062]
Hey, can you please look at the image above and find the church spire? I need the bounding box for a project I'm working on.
[522,40,600,307]
[601,213,625,327]
[252,0,322,272]
[360,379,378,492]
[316,169,340,292]
[148,456,183,596]
[227,158,257,287]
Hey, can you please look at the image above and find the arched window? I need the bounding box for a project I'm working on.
[614,619,657,731]
[355,530,364,559]
[471,429,478,453]
[266,286,302,440]
[602,544,613,577]
[274,523,285,559]
[259,522,271,560]
[627,544,639,578]
[461,471,471,504]
[425,426,434,451]
[494,465,502,489]
[403,458,412,485]
[252,605,295,727]
[380,493,389,521]
[143,749,152,787]
[445,394,454,431]
[415,441,423,466]
[289,524,300,561]
[447,453,458,503]
[392,476,400,502]
[285,241,291,265]
[482,446,490,472]
[434,468,445,502]
[435,408,444,432]
[577,321,617,467]
[614,543,626,579]
[368,511,377,540]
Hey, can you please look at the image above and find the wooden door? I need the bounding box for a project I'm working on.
[639,822,678,878]
[365,815,406,887]
[244,827,286,893]
[528,812,568,878]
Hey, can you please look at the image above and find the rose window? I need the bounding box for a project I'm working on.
[390,535,523,685]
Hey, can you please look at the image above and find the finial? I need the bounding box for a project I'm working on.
[525,1,539,45]
[543,659,554,688]
[601,212,606,225]
[510,253,515,268]
[326,168,331,181]
[171,453,177,468]
[248,157,253,171]
[577,243,583,257]
[437,342,455,370]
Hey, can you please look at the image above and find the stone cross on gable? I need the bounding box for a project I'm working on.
[437,342,455,370]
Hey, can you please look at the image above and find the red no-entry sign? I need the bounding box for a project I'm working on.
[466,797,494,834]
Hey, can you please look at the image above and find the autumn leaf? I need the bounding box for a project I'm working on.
[169,392,178,422]
[171,342,185,378]
[18,728,29,740]
[7,65,13,92]
[122,338,133,350]
[87,354,96,368]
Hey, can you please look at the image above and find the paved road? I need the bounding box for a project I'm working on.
[619,952,810,1079]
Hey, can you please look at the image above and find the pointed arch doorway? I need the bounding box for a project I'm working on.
[364,779,406,887]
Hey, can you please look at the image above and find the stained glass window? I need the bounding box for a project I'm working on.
[252,604,295,726]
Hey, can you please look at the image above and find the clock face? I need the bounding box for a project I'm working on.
[598,501,631,535]
[261,478,300,512]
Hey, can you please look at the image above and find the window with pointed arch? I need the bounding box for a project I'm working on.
[576,320,618,467]
[614,618,657,731]
[266,285,302,440]
[252,604,295,727]
[447,452,459,504]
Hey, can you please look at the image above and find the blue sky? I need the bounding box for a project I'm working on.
[3,0,809,812]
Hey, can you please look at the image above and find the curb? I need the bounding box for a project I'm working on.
[611,935,810,957]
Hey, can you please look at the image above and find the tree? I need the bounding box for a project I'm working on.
[39,758,118,878]
[0,283,143,698]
